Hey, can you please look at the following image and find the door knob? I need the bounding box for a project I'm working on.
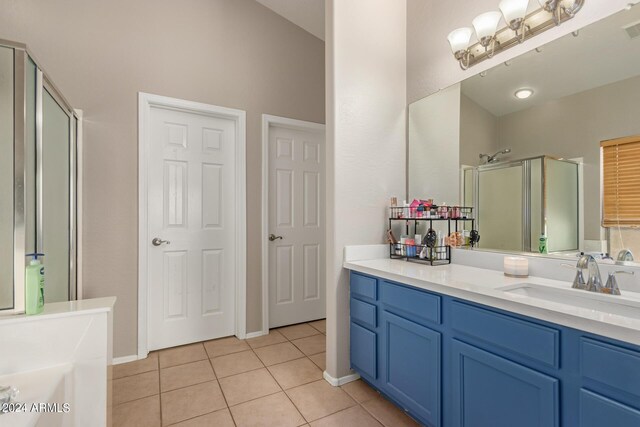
[152,237,171,246]
[269,234,283,242]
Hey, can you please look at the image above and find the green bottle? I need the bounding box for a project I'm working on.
[25,253,45,315]
[539,234,548,254]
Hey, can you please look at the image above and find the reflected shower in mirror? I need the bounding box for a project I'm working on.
[408,5,640,263]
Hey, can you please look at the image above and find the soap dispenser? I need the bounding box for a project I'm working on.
[25,253,45,315]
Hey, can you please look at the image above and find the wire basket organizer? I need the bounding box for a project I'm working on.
[388,205,477,266]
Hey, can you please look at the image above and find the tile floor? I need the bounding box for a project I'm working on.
[112,319,420,426]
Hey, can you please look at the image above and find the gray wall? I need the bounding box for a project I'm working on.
[497,74,640,241]
[0,0,325,357]
[460,94,497,167]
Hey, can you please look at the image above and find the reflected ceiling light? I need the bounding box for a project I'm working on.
[515,88,534,99]
[448,0,585,70]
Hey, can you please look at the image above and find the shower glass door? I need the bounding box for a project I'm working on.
[478,164,524,251]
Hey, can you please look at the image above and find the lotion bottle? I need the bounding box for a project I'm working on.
[25,253,45,315]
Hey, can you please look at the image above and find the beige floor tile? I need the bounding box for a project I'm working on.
[291,334,326,356]
[254,342,305,366]
[113,371,159,406]
[340,380,379,404]
[308,319,326,334]
[203,336,250,358]
[219,368,281,406]
[114,354,158,380]
[308,353,326,371]
[113,395,161,427]
[362,396,420,427]
[230,391,305,427]
[211,349,263,378]
[160,360,215,392]
[278,323,321,340]
[160,380,226,426]
[247,330,288,349]
[159,343,208,369]
[268,357,323,390]
[286,379,356,422]
[310,405,383,427]
[170,408,235,427]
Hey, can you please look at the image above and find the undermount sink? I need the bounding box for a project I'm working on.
[497,283,640,320]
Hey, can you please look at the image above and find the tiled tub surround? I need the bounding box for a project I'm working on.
[112,319,419,427]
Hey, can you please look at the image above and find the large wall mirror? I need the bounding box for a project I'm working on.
[409,5,640,264]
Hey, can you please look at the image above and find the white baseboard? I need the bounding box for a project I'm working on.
[323,370,360,386]
[244,330,268,339]
[113,355,139,365]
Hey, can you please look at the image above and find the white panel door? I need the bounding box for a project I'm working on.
[148,106,236,350]
[268,125,325,328]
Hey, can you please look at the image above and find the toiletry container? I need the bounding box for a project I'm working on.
[25,253,45,315]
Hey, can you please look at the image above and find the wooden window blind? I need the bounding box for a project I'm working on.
[601,136,640,227]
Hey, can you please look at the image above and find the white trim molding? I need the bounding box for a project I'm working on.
[138,92,247,358]
[323,370,360,387]
[261,114,326,334]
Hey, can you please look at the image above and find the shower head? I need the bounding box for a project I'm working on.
[479,148,512,164]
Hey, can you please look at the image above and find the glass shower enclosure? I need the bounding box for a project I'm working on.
[0,38,80,314]
[462,156,580,254]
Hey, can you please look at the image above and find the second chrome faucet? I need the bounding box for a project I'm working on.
[565,255,634,296]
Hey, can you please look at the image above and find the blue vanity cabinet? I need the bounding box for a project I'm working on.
[348,270,640,427]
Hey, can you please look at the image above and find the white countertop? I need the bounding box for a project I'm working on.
[0,297,116,325]
[344,258,640,346]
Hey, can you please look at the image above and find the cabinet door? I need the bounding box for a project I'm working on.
[381,311,441,427]
[579,389,640,427]
[351,322,377,382]
[451,340,559,427]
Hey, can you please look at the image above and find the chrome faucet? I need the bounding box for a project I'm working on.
[565,254,634,295]
[617,249,634,263]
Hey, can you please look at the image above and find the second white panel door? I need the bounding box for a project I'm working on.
[268,124,325,328]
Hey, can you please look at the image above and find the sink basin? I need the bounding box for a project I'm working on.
[497,283,640,320]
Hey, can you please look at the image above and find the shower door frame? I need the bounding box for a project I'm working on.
[1,38,81,314]
[472,155,580,253]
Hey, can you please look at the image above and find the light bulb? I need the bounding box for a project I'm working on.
[473,11,502,42]
[447,27,474,54]
[499,0,530,24]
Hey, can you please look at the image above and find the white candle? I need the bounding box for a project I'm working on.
[504,256,529,278]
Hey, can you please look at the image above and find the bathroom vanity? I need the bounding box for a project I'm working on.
[345,258,640,427]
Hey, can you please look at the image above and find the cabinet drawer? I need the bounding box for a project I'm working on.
[451,301,560,369]
[350,272,377,301]
[580,389,640,427]
[581,337,640,402]
[380,281,441,325]
[351,322,377,380]
[350,298,376,330]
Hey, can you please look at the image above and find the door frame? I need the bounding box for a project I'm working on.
[138,92,247,358]
[260,114,325,334]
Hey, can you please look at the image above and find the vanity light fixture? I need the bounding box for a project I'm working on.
[473,11,503,58]
[500,0,531,42]
[448,0,585,70]
[515,88,534,99]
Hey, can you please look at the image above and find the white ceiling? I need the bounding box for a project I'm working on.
[256,0,325,40]
[462,6,640,117]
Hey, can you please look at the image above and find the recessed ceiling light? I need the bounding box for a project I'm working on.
[515,88,534,99]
